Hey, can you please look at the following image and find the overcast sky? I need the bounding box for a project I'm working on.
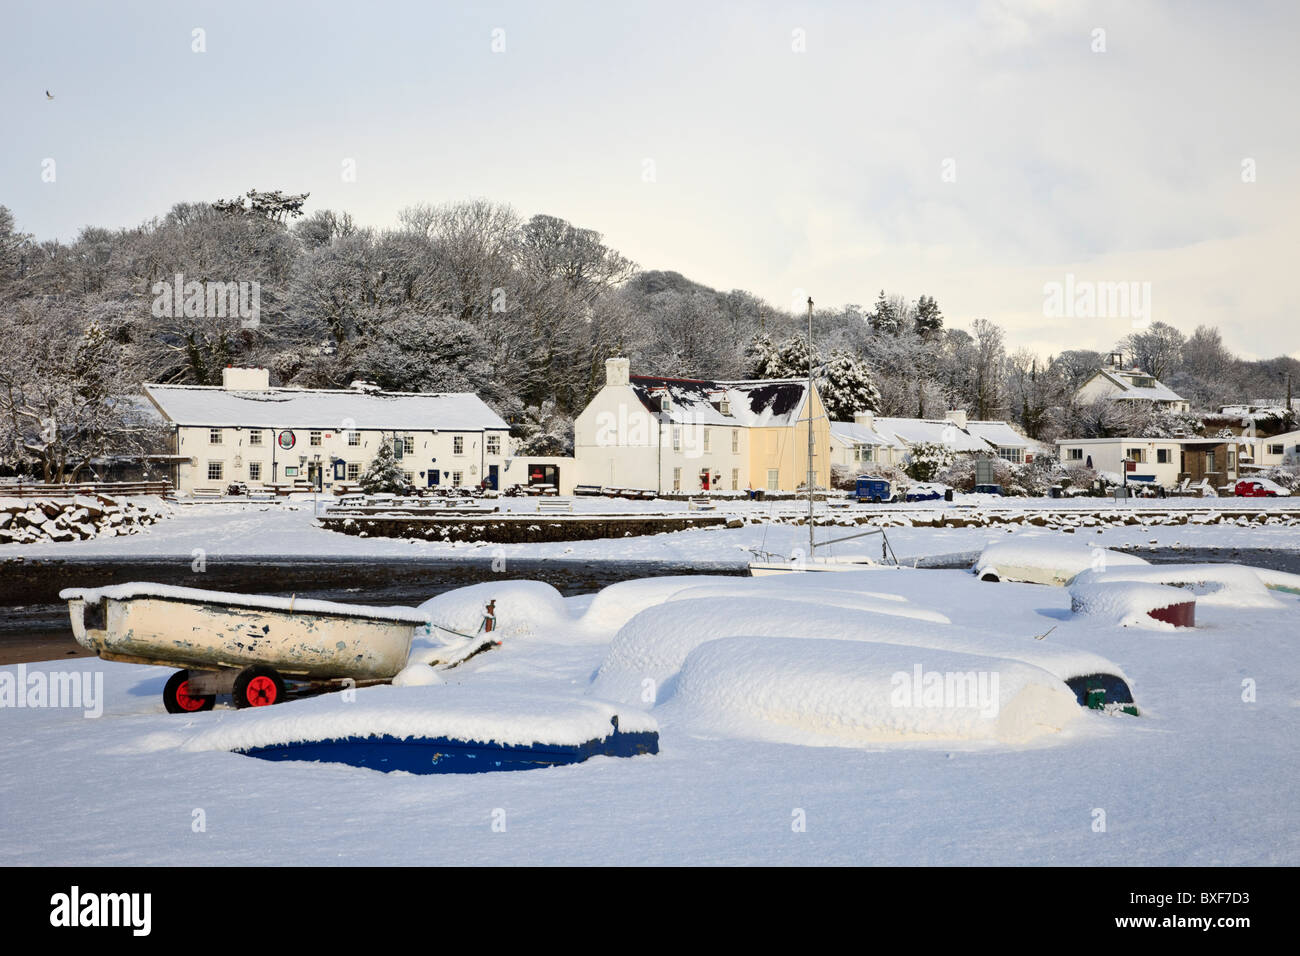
[4,0,1298,360]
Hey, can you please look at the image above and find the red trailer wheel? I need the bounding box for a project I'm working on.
[163,670,215,714]
[232,666,286,708]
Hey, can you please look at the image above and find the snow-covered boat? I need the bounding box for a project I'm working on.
[61,583,429,713]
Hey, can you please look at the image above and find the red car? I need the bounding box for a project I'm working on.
[1234,479,1288,497]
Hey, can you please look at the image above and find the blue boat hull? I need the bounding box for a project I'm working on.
[238,728,659,774]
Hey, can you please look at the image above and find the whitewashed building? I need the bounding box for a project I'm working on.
[573,358,831,493]
[1074,354,1190,413]
[1056,435,1252,489]
[829,409,1037,470]
[145,367,512,495]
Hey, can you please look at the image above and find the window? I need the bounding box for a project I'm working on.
[1156,448,1171,464]
[248,462,262,481]
[403,471,414,485]
[209,428,222,445]
[248,430,262,446]
[403,436,415,455]
[719,401,730,416]
[767,469,779,491]
[451,471,463,487]
[1067,448,1084,461]
[703,429,711,453]
[453,435,465,455]
[731,468,739,491]
[1132,376,1155,388]
[852,447,861,462]
[998,447,1024,464]
[348,431,360,446]
[1207,451,1217,472]
[672,427,681,452]
[1126,448,1145,463]
[1269,443,1284,456]
[207,461,223,481]
[731,429,739,453]
[862,446,874,463]
[486,434,501,455]
[672,467,681,491]
[347,463,360,481]
[310,431,322,446]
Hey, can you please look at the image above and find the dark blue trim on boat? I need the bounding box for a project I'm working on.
[1065,672,1136,709]
[237,727,659,774]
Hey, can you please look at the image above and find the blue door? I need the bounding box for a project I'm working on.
[486,465,498,490]
[427,469,439,488]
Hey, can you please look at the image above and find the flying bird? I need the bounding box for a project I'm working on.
[45,90,54,100]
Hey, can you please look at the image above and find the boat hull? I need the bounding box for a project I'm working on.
[748,559,884,576]
[67,595,415,680]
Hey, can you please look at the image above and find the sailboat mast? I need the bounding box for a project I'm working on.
[807,296,815,556]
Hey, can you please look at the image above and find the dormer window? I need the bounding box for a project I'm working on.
[718,400,731,415]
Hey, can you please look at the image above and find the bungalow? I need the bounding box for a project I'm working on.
[145,367,512,495]
[1056,436,1251,489]
[1074,353,1190,413]
[573,358,830,493]
[829,409,1036,471]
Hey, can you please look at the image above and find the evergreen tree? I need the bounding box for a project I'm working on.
[869,290,900,336]
[360,439,410,494]
[913,295,943,337]
[818,350,882,419]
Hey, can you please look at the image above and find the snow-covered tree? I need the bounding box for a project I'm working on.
[359,440,410,494]
[818,349,881,419]
[0,302,165,481]
[513,401,573,455]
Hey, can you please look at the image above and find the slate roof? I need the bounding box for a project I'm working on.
[144,384,509,431]
[629,376,811,427]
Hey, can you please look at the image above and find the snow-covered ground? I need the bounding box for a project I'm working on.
[5,496,1300,565]
[2,560,1296,865]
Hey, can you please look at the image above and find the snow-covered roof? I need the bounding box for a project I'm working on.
[874,417,992,453]
[1089,368,1185,403]
[629,376,811,428]
[829,420,900,448]
[965,420,1030,449]
[144,384,509,431]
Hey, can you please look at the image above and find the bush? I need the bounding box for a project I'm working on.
[905,442,955,482]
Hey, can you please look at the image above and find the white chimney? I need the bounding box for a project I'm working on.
[945,409,968,429]
[222,367,270,391]
[605,357,630,388]
[854,411,875,429]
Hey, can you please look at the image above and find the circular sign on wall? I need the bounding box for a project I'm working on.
[278,431,296,450]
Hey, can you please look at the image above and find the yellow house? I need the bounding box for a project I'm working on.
[574,358,831,493]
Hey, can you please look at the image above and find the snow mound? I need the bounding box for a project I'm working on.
[414,580,571,646]
[1248,567,1300,594]
[576,575,743,636]
[664,637,1080,746]
[592,595,1126,706]
[973,538,1147,586]
[1069,579,1192,629]
[664,579,949,624]
[1070,564,1285,610]
[391,663,445,686]
[173,683,656,753]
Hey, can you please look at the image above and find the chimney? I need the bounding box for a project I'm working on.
[605,356,630,388]
[222,367,270,391]
[853,411,875,430]
[945,409,968,429]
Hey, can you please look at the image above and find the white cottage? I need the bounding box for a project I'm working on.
[1074,354,1189,413]
[145,367,511,495]
[573,358,831,493]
